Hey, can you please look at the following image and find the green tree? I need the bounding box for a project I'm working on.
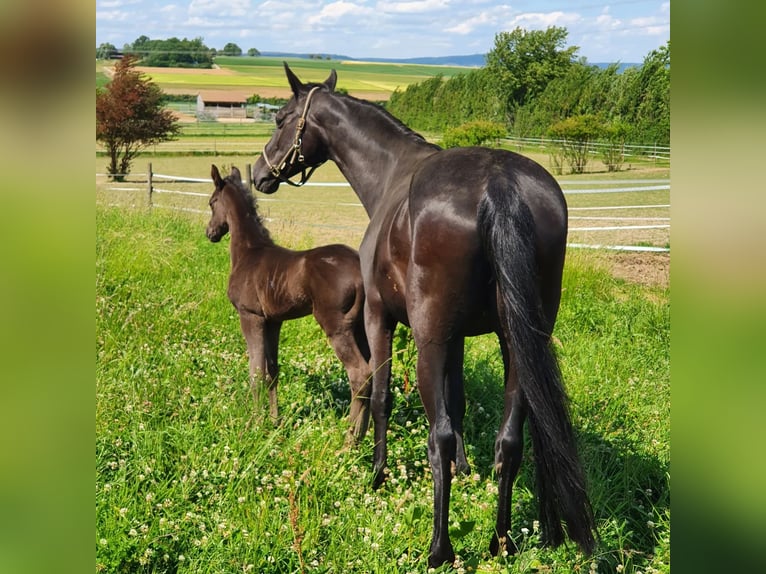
[125,36,213,68]
[96,56,180,181]
[548,114,603,174]
[96,42,118,60]
[221,42,242,56]
[486,27,578,118]
[442,121,506,148]
[247,48,260,57]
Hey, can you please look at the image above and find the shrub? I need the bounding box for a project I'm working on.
[441,121,506,148]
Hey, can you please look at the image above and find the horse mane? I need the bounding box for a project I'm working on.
[224,173,273,243]
[312,85,439,150]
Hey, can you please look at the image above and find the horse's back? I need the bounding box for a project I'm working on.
[413,147,566,223]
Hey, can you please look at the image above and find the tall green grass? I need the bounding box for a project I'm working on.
[96,206,669,573]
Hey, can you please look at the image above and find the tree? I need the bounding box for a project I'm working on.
[96,56,180,181]
[486,27,578,119]
[221,42,242,56]
[247,48,260,57]
[96,42,117,60]
[548,114,603,174]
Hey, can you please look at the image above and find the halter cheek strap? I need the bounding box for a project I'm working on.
[261,86,325,187]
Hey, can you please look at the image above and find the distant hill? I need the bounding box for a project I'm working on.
[261,51,485,67]
[259,51,639,71]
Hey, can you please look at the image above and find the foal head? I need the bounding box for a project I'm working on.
[253,63,337,193]
[206,164,256,242]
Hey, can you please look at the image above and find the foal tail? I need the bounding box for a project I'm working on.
[478,180,596,554]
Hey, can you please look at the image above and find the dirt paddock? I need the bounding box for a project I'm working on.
[599,251,669,288]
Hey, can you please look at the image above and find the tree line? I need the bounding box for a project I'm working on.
[96,37,260,67]
[386,27,669,154]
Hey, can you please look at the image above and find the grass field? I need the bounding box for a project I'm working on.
[96,197,669,573]
[97,57,669,571]
[96,151,670,252]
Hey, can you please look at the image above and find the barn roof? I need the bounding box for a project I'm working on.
[197,90,247,104]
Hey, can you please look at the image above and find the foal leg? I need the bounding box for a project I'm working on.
[319,316,373,443]
[262,321,282,423]
[240,312,281,423]
[490,340,526,557]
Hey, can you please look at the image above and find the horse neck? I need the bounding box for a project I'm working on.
[317,95,438,215]
[223,192,274,265]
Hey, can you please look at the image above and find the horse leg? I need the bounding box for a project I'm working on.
[261,321,282,423]
[490,339,526,557]
[365,292,395,489]
[446,338,470,476]
[320,319,373,444]
[240,312,282,422]
[415,338,457,568]
[238,312,268,413]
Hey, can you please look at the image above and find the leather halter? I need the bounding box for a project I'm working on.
[260,86,324,187]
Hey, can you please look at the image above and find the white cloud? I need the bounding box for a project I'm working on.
[95,10,131,22]
[378,0,449,14]
[445,11,494,35]
[307,2,375,26]
[188,0,251,19]
[507,11,582,30]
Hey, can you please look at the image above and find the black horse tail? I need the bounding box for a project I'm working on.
[478,180,596,554]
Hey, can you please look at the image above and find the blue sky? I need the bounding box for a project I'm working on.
[96,0,669,63]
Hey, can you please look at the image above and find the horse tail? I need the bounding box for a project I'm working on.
[478,180,596,554]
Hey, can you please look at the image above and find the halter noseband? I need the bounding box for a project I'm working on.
[261,86,324,187]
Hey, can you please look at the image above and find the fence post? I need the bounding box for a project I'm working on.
[246,163,252,189]
[147,162,153,207]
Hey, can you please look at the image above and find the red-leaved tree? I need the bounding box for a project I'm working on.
[96,55,180,180]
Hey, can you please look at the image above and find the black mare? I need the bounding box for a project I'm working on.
[206,164,372,441]
[252,65,596,567]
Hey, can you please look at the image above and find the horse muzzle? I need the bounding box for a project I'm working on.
[252,157,281,194]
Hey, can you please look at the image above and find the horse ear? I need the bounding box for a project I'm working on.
[230,166,242,182]
[284,62,304,97]
[211,164,223,188]
[324,69,337,92]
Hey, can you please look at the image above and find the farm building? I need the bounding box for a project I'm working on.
[196,92,247,119]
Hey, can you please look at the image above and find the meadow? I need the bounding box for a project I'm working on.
[97,57,669,572]
[96,198,669,573]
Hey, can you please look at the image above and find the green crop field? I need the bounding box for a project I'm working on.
[96,56,473,100]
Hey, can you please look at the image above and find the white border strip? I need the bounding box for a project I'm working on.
[568,243,670,252]
[569,204,669,211]
[570,224,669,231]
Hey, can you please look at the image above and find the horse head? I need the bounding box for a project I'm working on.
[252,63,337,193]
[206,164,230,242]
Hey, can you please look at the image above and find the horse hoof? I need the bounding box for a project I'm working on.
[453,459,471,476]
[428,546,456,569]
[372,466,387,490]
[490,534,518,557]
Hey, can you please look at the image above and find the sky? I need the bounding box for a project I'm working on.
[96,0,669,64]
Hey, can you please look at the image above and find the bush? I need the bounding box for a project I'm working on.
[548,114,603,174]
[441,121,506,148]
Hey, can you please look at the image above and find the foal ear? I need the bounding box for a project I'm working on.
[211,164,224,189]
[284,62,304,97]
[230,166,242,182]
[324,69,337,92]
